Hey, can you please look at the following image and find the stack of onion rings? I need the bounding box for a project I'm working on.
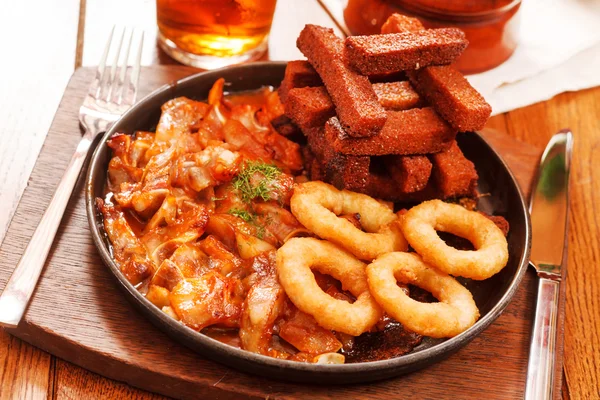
[401,200,508,280]
[277,186,509,341]
[290,181,407,260]
[366,252,479,338]
[276,237,383,336]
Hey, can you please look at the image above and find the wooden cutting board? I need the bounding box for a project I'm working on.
[0,66,564,400]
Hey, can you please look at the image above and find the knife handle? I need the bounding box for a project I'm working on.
[525,277,560,400]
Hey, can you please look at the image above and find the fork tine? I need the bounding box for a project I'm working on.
[114,29,134,106]
[105,27,126,101]
[128,31,144,105]
[90,26,115,100]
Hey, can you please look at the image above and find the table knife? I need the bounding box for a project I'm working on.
[525,130,573,400]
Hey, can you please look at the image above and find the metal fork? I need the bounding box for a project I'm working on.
[0,28,143,328]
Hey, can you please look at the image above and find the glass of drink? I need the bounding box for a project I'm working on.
[157,0,277,70]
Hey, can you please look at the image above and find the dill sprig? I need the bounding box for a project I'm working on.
[255,225,266,239]
[232,160,281,203]
[227,208,266,239]
[228,208,254,223]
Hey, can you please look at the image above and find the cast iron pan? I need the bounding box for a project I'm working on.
[85,61,531,384]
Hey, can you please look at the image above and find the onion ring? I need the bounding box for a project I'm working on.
[401,200,508,280]
[276,237,383,336]
[366,252,479,338]
[290,181,407,260]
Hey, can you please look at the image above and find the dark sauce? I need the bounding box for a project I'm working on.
[343,285,436,363]
[343,321,423,363]
[438,231,475,251]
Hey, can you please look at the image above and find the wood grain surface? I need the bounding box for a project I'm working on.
[500,88,600,400]
[1,0,599,398]
[0,65,551,400]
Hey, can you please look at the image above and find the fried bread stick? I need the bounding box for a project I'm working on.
[484,214,510,237]
[285,82,421,129]
[278,60,323,103]
[285,86,335,129]
[372,81,422,111]
[364,173,438,203]
[429,140,478,198]
[381,14,424,34]
[407,66,491,131]
[384,155,432,193]
[305,127,370,191]
[378,14,492,131]
[302,145,314,170]
[270,115,301,137]
[345,28,468,75]
[324,109,455,156]
[310,158,325,181]
[302,147,325,181]
[297,25,387,137]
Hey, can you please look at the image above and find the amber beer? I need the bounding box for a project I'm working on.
[157,0,277,69]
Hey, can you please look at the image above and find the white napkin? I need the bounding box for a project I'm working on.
[269,0,343,60]
[467,0,600,115]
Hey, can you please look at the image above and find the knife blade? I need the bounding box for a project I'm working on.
[525,130,572,400]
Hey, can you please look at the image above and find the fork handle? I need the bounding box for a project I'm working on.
[0,131,94,328]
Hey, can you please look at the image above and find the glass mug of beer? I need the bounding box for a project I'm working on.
[157,0,277,69]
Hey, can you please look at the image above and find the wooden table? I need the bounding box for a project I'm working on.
[0,1,598,399]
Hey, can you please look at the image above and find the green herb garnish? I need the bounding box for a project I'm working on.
[227,208,266,239]
[232,160,281,203]
[228,208,254,223]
